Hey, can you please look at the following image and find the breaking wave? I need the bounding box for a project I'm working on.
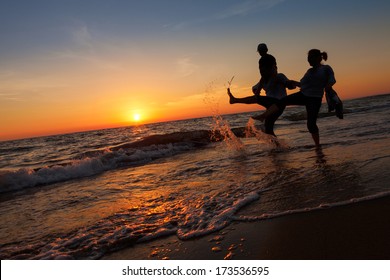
[0,128,253,194]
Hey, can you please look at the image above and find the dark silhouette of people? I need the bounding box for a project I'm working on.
[253,49,337,148]
[252,43,277,96]
[227,43,299,137]
[227,72,298,136]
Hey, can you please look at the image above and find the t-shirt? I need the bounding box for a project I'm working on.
[263,73,288,99]
[259,54,277,76]
[300,65,336,98]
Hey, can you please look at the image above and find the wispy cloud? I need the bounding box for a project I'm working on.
[72,24,94,49]
[0,92,24,102]
[0,72,28,102]
[165,0,285,30]
[176,57,199,77]
[165,93,205,107]
[0,71,69,102]
[49,23,125,71]
[51,49,124,71]
[214,0,286,20]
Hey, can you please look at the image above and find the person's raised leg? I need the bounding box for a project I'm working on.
[252,92,303,122]
[227,88,258,105]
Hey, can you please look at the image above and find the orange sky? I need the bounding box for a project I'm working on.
[1,0,390,141]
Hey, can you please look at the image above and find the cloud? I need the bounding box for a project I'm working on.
[214,0,286,20]
[165,93,205,107]
[176,57,199,77]
[72,24,93,49]
[165,0,286,30]
[0,70,70,102]
[48,22,125,71]
[0,92,24,102]
[0,72,32,102]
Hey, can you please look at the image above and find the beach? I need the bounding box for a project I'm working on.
[105,195,390,260]
[1,94,389,260]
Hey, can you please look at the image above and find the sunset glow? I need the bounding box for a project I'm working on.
[134,113,141,121]
[1,0,389,141]
[132,113,141,123]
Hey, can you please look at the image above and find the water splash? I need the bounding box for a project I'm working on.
[245,118,289,149]
[203,77,244,151]
[210,114,245,151]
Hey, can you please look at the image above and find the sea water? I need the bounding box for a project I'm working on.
[0,93,389,259]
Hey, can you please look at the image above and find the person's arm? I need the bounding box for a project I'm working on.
[278,74,300,89]
[252,79,264,95]
[286,80,300,89]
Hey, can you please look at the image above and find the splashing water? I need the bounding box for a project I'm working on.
[203,76,288,151]
[203,77,244,151]
[211,114,245,151]
[245,118,289,149]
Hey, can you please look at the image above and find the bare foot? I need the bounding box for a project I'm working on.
[227,88,236,104]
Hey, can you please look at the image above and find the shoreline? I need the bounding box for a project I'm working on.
[104,195,390,260]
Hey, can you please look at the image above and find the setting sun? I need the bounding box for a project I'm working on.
[133,113,141,122]
[122,107,153,126]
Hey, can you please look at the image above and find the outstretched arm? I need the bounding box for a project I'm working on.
[276,74,300,90]
[286,80,300,89]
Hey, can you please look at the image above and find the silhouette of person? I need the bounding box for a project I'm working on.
[252,43,277,96]
[227,72,298,136]
[253,49,336,148]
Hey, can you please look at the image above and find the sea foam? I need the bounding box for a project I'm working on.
[0,142,197,193]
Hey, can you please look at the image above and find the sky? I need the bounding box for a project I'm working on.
[1,0,389,140]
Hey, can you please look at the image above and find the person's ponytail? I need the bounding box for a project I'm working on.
[321,52,328,61]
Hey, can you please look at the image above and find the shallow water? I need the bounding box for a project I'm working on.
[0,93,389,259]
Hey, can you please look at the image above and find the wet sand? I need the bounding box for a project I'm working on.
[104,195,390,260]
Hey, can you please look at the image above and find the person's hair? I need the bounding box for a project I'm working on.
[257,43,268,53]
[308,49,328,61]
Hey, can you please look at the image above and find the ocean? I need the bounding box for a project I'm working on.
[0,93,389,259]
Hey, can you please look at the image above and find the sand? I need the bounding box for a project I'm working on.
[103,195,390,260]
